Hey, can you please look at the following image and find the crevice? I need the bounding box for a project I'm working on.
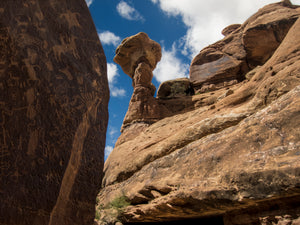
[124,216,224,225]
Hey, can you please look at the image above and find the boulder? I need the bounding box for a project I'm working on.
[114,32,162,78]
[0,1,109,225]
[157,78,194,99]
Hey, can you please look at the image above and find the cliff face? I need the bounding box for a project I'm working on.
[0,1,109,225]
[98,1,300,225]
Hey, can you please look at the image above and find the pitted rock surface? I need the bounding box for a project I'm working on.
[0,1,109,225]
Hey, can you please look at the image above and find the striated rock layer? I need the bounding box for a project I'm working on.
[98,2,300,225]
[190,0,299,92]
[0,1,109,225]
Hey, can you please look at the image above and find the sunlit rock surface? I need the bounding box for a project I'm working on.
[98,2,300,224]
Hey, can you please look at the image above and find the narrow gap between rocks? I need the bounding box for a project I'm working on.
[124,216,224,225]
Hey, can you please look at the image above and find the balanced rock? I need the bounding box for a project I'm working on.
[114,33,166,131]
[114,32,162,78]
[0,1,109,225]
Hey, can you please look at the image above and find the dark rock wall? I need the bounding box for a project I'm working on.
[0,0,109,224]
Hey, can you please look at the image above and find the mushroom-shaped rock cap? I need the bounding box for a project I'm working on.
[113,32,162,78]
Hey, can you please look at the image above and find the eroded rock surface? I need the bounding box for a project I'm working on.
[114,33,167,131]
[157,78,194,99]
[190,1,300,91]
[114,32,161,78]
[242,0,299,68]
[98,3,300,225]
[0,1,109,225]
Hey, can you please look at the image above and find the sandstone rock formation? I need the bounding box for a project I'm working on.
[222,24,241,36]
[0,1,109,225]
[190,0,300,92]
[242,0,299,69]
[97,2,300,225]
[157,78,194,99]
[114,32,161,79]
[114,32,165,131]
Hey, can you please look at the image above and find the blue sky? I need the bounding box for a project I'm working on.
[86,0,300,159]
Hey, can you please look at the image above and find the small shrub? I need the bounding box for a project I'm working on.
[109,195,131,210]
[95,209,101,220]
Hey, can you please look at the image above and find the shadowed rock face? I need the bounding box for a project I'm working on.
[0,1,109,225]
[157,78,194,99]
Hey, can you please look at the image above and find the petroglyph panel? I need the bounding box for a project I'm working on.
[0,0,109,225]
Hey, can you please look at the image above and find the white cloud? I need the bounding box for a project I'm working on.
[153,44,189,83]
[107,63,126,97]
[99,31,121,46]
[117,1,144,21]
[107,63,119,84]
[151,0,285,58]
[105,145,114,159]
[109,127,118,137]
[85,0,93,7]
[111,88,126,97]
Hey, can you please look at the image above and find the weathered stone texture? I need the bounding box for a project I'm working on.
[222,24,241,36]
[190,1,300,91]
[242,1,299,68]
[114,32,161,78]
[114,32,167,131]
[98,4,300,225]
[0,1,109,225]
[157,78,194,99]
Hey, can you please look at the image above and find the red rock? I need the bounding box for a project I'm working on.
[190,31,247,91]
[114,32,162,78]
[97,4,300,225]
[157,78,193,99]
[222,24,241,36]
[242,1,300,68]
[190,1,300,91]
[0,1,109,225]
[114,33,167,131]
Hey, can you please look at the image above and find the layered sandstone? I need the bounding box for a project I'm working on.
[97,2,300,225]
[0,1,109,225]
[114,32,166,131]
[190,0,299,91]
